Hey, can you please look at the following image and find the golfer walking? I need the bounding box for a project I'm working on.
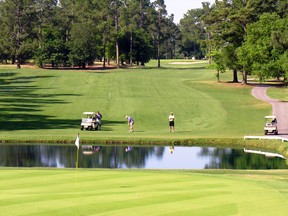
[169,112,175,132]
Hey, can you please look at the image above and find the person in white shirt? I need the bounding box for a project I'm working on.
[169,112,175,132]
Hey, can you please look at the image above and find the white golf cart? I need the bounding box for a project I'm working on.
[80,112,98,130]
[264,115,278,135]
[82,145,101,155]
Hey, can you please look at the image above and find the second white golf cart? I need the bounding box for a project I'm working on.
[264,115,278,135]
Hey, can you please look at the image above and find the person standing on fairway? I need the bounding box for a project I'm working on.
[169,112,175,132]
[96,111,102,130]
[126,116,134,132]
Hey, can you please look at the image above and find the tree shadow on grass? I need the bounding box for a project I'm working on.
[0,116,80,131]
[0,119,128,132]
[0,72,81,131]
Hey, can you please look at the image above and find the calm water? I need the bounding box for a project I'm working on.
[0,144,287,169]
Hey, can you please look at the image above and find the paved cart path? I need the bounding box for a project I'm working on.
[252,86,288,136]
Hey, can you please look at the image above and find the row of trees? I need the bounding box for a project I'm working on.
[0,0,287,83]
[0,0,179,68]
[180,0,288,83]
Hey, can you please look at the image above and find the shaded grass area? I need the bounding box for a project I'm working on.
[0,168,288,215]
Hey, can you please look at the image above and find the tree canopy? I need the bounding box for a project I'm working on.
[0,0,287,82]
[0,0,179,68]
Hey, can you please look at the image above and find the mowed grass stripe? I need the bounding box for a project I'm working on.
[1,169,288,215]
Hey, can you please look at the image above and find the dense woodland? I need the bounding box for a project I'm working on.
[0,0,287,83]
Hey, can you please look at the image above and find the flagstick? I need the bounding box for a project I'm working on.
[76,147,79,184]
[75,133,80,185]
[76,147,79,169]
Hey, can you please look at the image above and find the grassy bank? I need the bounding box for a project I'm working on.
[1,168,288,215]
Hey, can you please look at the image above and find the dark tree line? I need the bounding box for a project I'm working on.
[0,0,178,68]
[0,0,287,83]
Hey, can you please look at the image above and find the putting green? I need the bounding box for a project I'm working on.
[0,169,287,215]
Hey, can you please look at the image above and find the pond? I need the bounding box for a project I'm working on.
[0,144,287,169]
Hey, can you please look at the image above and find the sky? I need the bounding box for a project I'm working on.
[165,0,215,24]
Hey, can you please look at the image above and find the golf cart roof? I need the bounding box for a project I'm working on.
[82,145,94,155]
[265,115,276,119]
[83,112,95,115]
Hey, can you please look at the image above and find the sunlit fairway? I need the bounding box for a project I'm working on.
[1,169,288,216]
[0,60,270,142]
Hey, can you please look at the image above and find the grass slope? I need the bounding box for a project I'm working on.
[268,87,288,102]
[1,169,288,215]
[0,61,271,143]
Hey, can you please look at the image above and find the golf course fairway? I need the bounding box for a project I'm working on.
[1,169,288,215]
[0,61,271,143]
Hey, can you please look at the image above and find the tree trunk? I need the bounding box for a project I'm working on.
[103,37,106,68]
[116,40,119,67]
[16,59,21,69]
[16,5,21,69]
[157,9,161,68]
[157,40,160,67]
[232,68,239,83]
[82,62,86,69]
[207,32,212,65]
[115,4,120,68]
[157,51,160,67]
[242,70,247,84]
[130,31,133,66]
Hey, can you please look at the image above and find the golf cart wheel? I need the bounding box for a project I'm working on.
[264,130,268,135]
[81,126,84,130]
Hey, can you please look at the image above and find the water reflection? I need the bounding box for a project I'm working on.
[0,144,287,169]
[244,148,286,159]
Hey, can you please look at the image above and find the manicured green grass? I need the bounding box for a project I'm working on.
[0,169,288,215]
[0,60,271,143]
[267,87,288,102]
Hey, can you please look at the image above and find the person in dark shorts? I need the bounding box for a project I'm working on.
[169,112,175,132]
[96,111,102,130]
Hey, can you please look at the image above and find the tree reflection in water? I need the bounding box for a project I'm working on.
[198,147,287,169]
[0,145,286,169]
